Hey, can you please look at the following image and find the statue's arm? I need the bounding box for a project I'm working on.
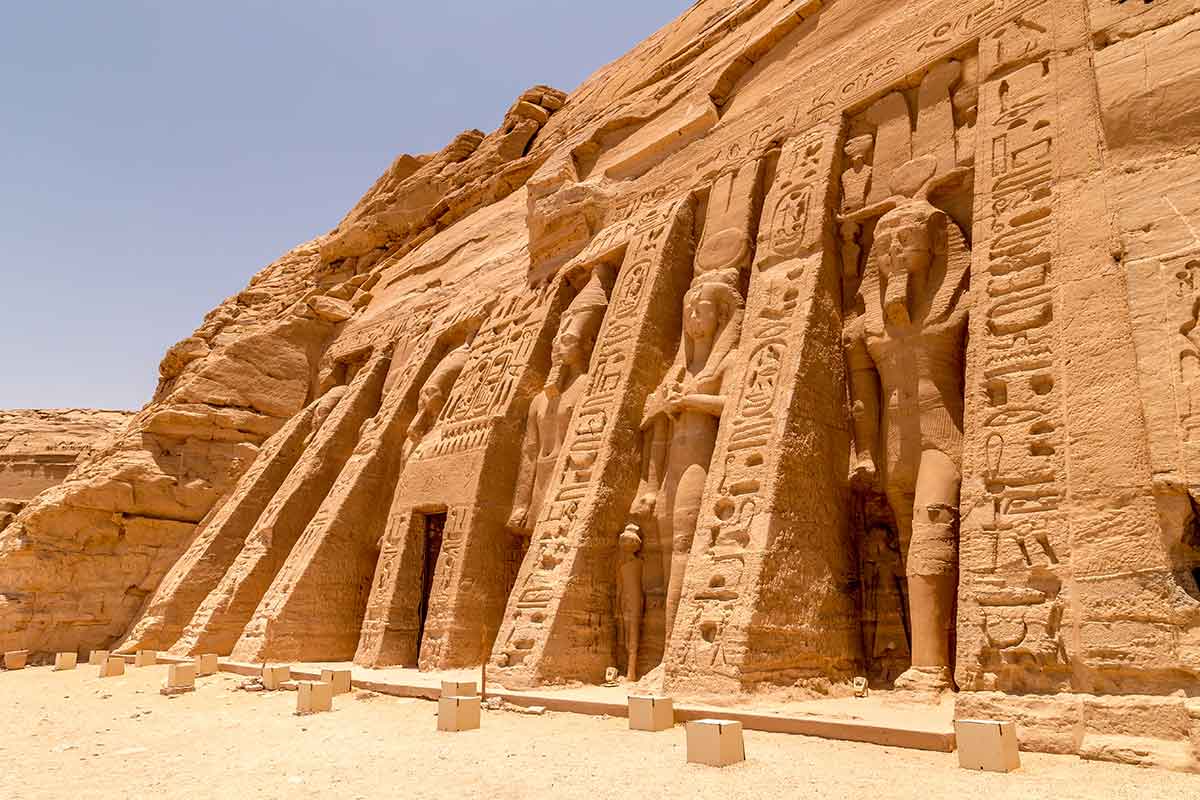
[679,394,726,417]
[846,334,881,484]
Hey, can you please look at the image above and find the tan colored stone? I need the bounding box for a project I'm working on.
[5,0,1200,775]
[437,695,481,732]
[297,680,333,714]
[53,652,77,671]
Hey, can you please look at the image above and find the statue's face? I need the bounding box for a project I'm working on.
[879,216,933,279]
[551,315,588,371]
[683,286,721,340]
[417,382,444,413]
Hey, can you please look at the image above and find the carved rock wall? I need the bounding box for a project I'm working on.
[6,0,1200,772]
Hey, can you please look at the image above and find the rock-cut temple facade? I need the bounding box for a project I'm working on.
[4,0,1200,772]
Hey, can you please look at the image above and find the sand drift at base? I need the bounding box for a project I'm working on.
[2,665,1198,800]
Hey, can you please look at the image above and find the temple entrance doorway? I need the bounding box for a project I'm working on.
[416,511,446,657]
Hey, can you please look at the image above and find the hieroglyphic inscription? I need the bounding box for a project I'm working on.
[414,285,554,460]
[805,0,1048,123]
[973,52,1065,571]
[671,127,836,677]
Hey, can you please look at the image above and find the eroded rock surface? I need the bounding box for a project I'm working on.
[6,0,1200,773]
[0,409,134,501]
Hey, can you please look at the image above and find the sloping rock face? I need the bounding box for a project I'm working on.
[6,0,1200,772]
[0,409,134,502]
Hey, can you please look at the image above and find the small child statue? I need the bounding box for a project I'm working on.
[616,523,645,682]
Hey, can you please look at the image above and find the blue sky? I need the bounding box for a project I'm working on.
[0,1,682,410]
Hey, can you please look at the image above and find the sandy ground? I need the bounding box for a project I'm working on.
[2,664,1198,799]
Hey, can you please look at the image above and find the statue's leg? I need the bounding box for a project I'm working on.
[625,615,640,681]
[665,462,707,639]
[900,448,960,689]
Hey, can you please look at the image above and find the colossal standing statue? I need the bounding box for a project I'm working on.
[507,270,610,535]
[843,198,970,692]
[638,269,744,641]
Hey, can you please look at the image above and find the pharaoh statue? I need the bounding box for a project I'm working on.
[507,270,610,535]
[401,345,469,461]
[844,197,971,693]
[616,523,645,682]
[637,269,744,640]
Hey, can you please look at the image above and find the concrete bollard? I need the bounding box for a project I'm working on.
[441,680,477,698]
[195,654,219,676]
[164,663,196,692]
[3,650,29,670]
[955,719,1021,773]
[53,652,78,671]
[87,650,110,666]
[321,669,352,696]
[628,696,674,732]
[262,665,291,691]
[134,650,157,667]
[100,656,125,678]
[297,681,333,714]
[686,719,746,767]
[437,696,481,732]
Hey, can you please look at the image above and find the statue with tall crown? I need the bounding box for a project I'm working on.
[843,190,971,693]
[507,269,610,536]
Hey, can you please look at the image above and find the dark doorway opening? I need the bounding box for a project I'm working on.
[417,512,446,656]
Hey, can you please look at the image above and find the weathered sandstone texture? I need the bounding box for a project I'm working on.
[5,0,1200,772]
[0,409,133,502]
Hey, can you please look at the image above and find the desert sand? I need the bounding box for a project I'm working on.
[2,664,1198,799]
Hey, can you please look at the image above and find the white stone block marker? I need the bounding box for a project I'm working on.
[100,656,125,678]
[437,695,481,732]
[321,669,352,696]
[87,650,110,666]
[134,650,157,667]
[955,719,1021,773]
[3,650,29,670]
[166,663,196,689]
[297,681,333,714]
[686,719,745,767]
[628,696,674,731]
[262,665,291,690]
[53,652,78,671]
[196,653,219,676]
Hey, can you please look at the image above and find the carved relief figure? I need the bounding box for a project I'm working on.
[507,271,610,535]
[844,198,971,692]
[616,523,645,682]
[638,269,744,640]
[402,345,470,460]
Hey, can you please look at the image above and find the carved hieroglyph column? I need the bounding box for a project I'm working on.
[956,4,1171,706]
[664,123,860,694]
[169,351,390,656]
[229,307,483,663]
[489,199,697,688]
[116,403,318,653]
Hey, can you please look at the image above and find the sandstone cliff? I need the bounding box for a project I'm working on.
[0,409,134,503]
[5,0,1200,773]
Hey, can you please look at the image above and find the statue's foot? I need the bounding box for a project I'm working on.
[893,666,953,696]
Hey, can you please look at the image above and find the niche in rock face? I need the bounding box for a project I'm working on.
[417,511,447,657]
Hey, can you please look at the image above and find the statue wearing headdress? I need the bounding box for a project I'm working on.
[844,195,971,692]
[507,270,610,535]
[638,268,745,641]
